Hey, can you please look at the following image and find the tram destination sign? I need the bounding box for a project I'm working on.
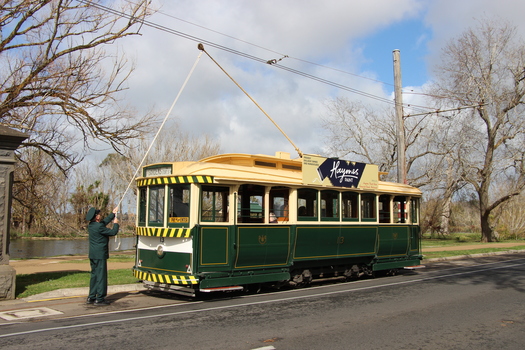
[144,165,173,177]
[302,154,378,190]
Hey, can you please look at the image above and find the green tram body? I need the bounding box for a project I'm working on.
[133,152,422,296]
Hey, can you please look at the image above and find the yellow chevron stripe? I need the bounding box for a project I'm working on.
[135,227,192,238]
[137,175,214,187]
[134,269,198,285]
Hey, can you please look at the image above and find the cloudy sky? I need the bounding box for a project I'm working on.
[107,0,525,161]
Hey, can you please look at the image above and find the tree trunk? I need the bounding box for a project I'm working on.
[439,157,456,236]
[479,186,493,242]
[480,211,493,242]
[439,196,451,236]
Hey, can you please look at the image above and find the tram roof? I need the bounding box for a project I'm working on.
[138,152,421,196]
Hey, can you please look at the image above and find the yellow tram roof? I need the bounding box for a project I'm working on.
[138,152,422,196]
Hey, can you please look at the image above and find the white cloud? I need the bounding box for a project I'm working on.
[101,0,525,161]
[423,0,525,77]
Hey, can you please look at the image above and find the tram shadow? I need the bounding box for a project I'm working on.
[133,268,425,303]
[138,283,282,302]
[429,253,525,293]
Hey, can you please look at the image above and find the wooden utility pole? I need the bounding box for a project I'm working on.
[393,49,406,184]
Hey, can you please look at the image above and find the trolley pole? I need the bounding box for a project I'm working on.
[393,49,407,184]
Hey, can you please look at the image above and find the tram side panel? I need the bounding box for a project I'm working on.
[234,226,292,268]
[197,226,231,268]
[293,225,378,264]
[135,223,422,292]
[292,224,421,273]
[195,225,291,289]
[376,226,410,257]
[373,225,422,271]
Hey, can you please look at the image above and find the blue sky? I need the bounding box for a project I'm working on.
[94,0,525,161]
[358,18,432,89]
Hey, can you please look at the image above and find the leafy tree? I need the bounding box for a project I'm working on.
[69,181,109,228]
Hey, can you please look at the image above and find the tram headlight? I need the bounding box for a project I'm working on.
[156,244,165,258]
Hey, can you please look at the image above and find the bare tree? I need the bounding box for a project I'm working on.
[428,19,525,242]
[11,147,69,235]
[323,99,397,176]
[493,193,525,240]
[322,97,444,188]
[1,0,156,169]
[97,121,221,218]
[1,1,158,234]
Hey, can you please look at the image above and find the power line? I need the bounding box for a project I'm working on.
[79,0,432,113]
[155,8,396,87]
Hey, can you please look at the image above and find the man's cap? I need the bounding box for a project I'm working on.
[86,207,100,221]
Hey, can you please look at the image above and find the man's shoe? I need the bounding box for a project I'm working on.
[94,299,111,306]
[86,298,95,304]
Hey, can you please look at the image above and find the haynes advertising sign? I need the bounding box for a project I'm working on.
[302,154,378,190]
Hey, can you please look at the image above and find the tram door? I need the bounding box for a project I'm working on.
[235,185,291,268]
[198,186,232,269]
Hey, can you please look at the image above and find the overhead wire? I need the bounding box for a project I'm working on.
[79,0,435,114]
[115,50,204,211]
[155,8,396,87]
[144,2,449,114]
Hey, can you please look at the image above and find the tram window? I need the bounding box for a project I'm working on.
[201,186,229,222]
[297,188,318,220]
[270,187,289,222]
[148,185,165,226]
[168,184,190,225]
[321,190,339,220]
[138,187,147,225]
[393,196,407,223]
[238,184,265,223]
[342,192,358,220]
[379,195,391,223]
[361,193,376,220]
[410,198,419,223]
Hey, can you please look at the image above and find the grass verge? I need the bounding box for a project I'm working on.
[15,269,140,299]
[422,245,525,260]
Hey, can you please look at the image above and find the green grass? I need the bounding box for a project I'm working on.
[15,269,140,299]
[421,232,483,245]
[422,245,525,260]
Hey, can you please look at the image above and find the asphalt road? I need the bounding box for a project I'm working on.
[1,253,525,350]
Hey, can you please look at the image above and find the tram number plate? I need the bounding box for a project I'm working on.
[169,217,189,223]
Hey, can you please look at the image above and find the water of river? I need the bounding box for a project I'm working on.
[9,236,136,259]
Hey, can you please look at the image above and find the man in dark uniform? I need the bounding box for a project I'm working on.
[85,206,119,305]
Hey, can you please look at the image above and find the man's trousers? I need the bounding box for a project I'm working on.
[88,259,108,301]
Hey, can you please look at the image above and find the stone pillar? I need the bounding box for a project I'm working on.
[0,126,28,300]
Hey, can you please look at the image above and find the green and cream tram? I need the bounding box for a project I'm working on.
[133,152,422,296]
